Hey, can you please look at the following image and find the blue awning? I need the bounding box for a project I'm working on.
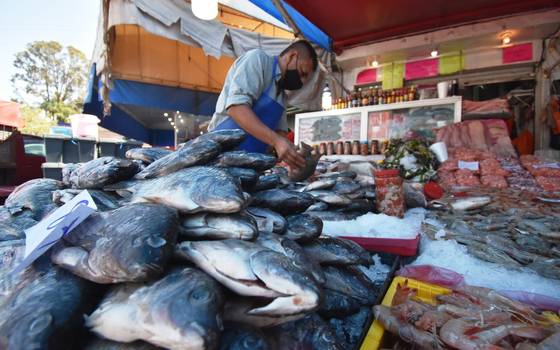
[249,0,331,51]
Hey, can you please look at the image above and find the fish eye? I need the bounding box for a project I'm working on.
[243,336,263,348]
[321,331,334,343]
[29,314,53,335]
[191,287,211,302]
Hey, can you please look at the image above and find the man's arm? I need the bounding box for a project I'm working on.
[227,104,305,169]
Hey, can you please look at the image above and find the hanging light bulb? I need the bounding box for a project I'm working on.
[500,31,512,45]
[321,83,332,110]
[180,119,184,123]
[430,49,439,58]
[372,60,379,68]
[170,122,175,126]
[192,0,218,21]
[168,117,172,122]
[163,112,168,117]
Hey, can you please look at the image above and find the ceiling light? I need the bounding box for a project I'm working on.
[176,110,180,114]
[163,112,168,117]
[180,119,184,123]
[191,0,218,21]
[167,117,172,121]
[372,60,379,68]
[200,131,204,135]
[170,122,175,126]
[430,49,439,58]
[500,31,512,45]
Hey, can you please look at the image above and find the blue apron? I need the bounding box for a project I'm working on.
[214,57,284,153]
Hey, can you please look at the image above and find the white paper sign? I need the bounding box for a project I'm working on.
[458,161,479,171]
[14,190,97,274]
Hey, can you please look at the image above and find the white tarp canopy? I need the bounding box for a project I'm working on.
[93,0,326,111]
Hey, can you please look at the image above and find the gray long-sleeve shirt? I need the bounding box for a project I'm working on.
[208,49,288,132]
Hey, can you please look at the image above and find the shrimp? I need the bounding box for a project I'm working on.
[437,304,512,325]
[374,305,443,350]
[392,279,418,306]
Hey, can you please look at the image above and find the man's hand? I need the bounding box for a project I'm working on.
[273,136,306,170]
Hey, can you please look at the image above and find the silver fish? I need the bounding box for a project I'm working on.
[305,202,329,212]
[176,239,321,316]
[214,151,277,172]
[255,231,325,284]
[246,207,287,234]
[107,166,247,213]
[0,267,92,350]
[135,140,220,179]
[298,179,336,192]
[251,189,315,215]
[69,157,140,189]
[450,196,492,211]
[288,142,321,182]
[125,147,172,164]
[223,297,307,328]
[284,214,323,243]
[86,267,224,350]
[332,181,361,195]
[52,189,120,211]
[302,237,370,266]
[317,171,357,180]
[308,190,351,206]
[180,212,258,240]
[5,178,63,220]
[305,211,362,221]
[52,203,178,283]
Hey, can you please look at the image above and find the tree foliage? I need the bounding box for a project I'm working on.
[11,41,89,123]
[19,104,56,137]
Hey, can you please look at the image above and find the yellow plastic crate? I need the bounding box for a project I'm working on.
[360,276,450,350]
[360,276,560,350]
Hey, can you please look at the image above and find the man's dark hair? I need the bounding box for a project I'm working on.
[280,40,318,70]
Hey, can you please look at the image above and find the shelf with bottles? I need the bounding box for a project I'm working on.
[325,85,420,111]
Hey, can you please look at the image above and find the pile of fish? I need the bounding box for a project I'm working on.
[0,129,391,350]
[424,188,560,280]
[375,280,560,349]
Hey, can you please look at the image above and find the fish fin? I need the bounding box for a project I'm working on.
[247,295,319,316]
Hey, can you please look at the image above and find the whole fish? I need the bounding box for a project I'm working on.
[106,166,246,213]
[180,212,258,240]
[194,129,247,150]
[308,190,351,206]
[219,326,271,350]
[255,231,325,284]
[135,140,220,179]
[332,181,361,195]
[0,267,94,350]
[266,313,342,350]
[302,237,370,266]
[214,151,277,172]
[176,239,321,316]
[246,207,287,234]
[84,338,162,350]
[69,157,140,189]
[52,189,120,211]
[305,211,362,221]
[4,178,63,220]
[252,174,280,192]
[284,214,323,243]
[87,267,224,350]
[62,163,80,186]
[52,203,178,283]
[431,195,492,212]
[322,266,375,305]
[251,189,315,215]
[288,142,321,182]
[317,171,357,180]
[125,147,172,164]
[298,179,336,192]
[336,199,373,213]
[318,289,362,318]
[0,207,37,242]
[223,167,259,191]
[223,297,307,328]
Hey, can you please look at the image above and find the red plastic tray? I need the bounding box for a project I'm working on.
[340,234,420,256]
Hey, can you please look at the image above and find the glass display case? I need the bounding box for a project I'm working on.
[295,96,461,145]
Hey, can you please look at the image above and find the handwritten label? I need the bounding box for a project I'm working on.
[14,190,97,273]
[503,43,533,64]
[458,161,479,171]
[405,59,438,80]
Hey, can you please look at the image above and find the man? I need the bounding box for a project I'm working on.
[208,40,318,170]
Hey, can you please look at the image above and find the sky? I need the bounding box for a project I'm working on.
[0,0,100,101]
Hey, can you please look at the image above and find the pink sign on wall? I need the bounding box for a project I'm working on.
[405,59,438,80]
[502,43,533,64]
[356,68,377,85]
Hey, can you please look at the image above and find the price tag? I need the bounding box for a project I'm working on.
[458,161,479,171]
[14,190,97,274]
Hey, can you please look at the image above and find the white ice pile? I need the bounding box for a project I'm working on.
[358,254,392,284]
[322,208,425,239]
[412,237,560,299]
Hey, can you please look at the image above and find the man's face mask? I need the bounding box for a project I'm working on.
[280,55,303,91]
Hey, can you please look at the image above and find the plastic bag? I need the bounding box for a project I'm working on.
[498,290,560,313]
[396,264,465,289]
